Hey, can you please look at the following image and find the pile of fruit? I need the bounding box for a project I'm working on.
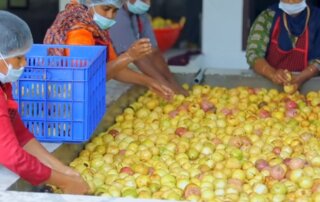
[151,17,186,30]
[69,84,320,201]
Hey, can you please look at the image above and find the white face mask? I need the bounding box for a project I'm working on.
[0,53,25,83]
[279,0,307,15]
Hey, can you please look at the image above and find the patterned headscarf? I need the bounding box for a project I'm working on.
[44,2,111,55]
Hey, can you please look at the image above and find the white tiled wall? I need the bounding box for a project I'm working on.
[202,0,248,69]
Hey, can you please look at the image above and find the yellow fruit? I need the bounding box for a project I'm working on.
[284,84,295,94]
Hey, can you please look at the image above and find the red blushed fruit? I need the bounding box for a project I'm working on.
[148,167,155,175]
[183,184,201,198]
[200,100,216,113]
[197,173,205,180]
[312,179,320,193]
[255,159,269,171]
[178,102,190,112]
[248,88,260,94]
[241,136,252,147]
[168,110,179,118]
[286,100,298,110]
[119,150,126,155]
[270,165,286,180]
[221,108,232,116]
[254,129,263,136]
[273,147,281,155]
[228,137,242,148]
[175,127,188,136]
[286,109,297,118]
[254,88,262,94]
[259,109,271,118]
[212,137,222,145]
[228,178,243,191]
[283,158,291,166]
[120,167,134,175]
[108,129,120,137]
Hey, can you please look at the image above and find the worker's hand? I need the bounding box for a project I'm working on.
[271,69,291,85]
[147,79,174,101]
[58,165,80,177]
[284,74,303,94]
[126,38,152,61]
[47,170,89,195]
[60,174,89,195]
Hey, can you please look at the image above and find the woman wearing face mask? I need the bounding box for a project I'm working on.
[44,0,173,100]
[246,0,320,93]
[0,11,89,194]
[109,0,188,96]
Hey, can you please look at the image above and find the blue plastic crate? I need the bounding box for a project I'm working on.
[12,44,107,143]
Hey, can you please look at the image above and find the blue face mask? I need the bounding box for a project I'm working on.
[127,0,150,15]
[93,8,116,30]
[279,0,307,15]
[0,53,24,83]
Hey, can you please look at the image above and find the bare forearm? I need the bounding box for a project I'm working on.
[294,64,319,85]
[23,139,63,169]
[113,67,150,87]
[151,48,173,77]
[134,48,174,82]
[107,53,134,80]
[253,58,275,80]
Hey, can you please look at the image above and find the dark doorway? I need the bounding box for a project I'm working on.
[242,0,320,50]
[3,0,58,43]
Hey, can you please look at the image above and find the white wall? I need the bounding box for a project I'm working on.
[202,0,248,69]
[59,0,69,11]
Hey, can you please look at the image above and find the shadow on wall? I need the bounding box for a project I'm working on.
[1,0,58,43]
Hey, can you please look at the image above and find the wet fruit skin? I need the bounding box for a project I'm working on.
[64,85,320,201]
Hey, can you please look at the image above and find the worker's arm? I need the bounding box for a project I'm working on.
[134,48,173,82]
[291,64,319,88]
[2,84,88,194]
[45,169,89,194]
[133,48,188,96]
[0,107,51,185]
[253,58,289,85]
[113,67,174,100]
[66,29,153,80]
[23,139,80,177]
[246,9,291,84]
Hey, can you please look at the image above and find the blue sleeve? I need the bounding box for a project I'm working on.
[308,6,320,62]
[109,9,158,54]
[140,14,158,48]
[109,9,138,54]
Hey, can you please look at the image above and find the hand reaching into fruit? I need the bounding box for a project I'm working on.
[283,70,301,94]
[271,69,291,85]
[147,79,174,101]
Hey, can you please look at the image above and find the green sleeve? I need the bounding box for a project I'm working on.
[246,9,276,67]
